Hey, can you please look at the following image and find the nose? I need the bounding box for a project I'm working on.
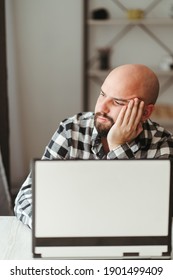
[99,97,111,113]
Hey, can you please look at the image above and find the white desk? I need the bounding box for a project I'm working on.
[0,216,173,260]
[0,216,32,259]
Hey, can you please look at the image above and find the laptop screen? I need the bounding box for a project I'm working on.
[32,159,172,259]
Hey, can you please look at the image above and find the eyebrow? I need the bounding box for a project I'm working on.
[100,89,130,103]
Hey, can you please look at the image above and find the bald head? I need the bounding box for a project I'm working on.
[103,64,159,104]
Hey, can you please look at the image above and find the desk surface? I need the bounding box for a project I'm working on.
[0,216,32,259]
[0,216,173,260]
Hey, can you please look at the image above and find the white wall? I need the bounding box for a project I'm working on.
[6,0,83,191]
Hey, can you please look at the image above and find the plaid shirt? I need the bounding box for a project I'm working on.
[14,112,173,228]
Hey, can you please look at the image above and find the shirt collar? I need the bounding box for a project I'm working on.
[91,126,101,146]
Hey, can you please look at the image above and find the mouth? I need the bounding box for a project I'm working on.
[94,113,114,137]
[95,113,113,124]
[97,116,110,123]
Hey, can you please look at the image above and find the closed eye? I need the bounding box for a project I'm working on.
[100,89,129,106]
[113,99,127,106]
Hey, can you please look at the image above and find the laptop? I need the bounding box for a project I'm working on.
[32,159,172,259]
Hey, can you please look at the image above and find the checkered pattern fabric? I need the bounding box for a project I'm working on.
[14,112,173,228]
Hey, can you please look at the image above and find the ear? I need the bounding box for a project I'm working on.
[141,104,155,122]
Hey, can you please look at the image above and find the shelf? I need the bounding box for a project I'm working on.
[152,104,173,128]
[87,18,173,26]
[89,68,173,78]
[85,0,173,111]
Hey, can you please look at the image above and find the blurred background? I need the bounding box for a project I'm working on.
[4,0,84,203]
[0,0,173,212]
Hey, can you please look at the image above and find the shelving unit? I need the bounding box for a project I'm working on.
[88,18,173,26]
[84,0,173,131]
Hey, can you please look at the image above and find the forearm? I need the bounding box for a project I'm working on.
[107,143,135,159]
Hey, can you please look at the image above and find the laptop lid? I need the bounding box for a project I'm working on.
[32,159,172,259]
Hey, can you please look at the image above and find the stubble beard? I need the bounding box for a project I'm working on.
[94,112,114,137]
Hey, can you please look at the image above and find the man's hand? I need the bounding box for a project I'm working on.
[107,98,145,150]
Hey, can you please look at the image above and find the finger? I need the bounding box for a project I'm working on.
[133,100,145,129]
[122,99,136,125]
[126,98,142,127]
[115,105,127,126]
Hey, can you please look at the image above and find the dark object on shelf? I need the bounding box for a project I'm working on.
[91,8,109,20]
[97,48,111,70]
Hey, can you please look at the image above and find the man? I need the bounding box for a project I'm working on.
[14,64,173,228]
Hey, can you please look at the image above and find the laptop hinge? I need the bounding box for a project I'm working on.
[33,253,42,258]
[162,252,170,257]
[123,252,139,257]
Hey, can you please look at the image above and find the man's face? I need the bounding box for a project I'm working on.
[94,89,131,137]
[94,67,149,137]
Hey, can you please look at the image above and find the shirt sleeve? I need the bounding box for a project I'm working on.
[14,173,32,228]
[14,122,69,228]
[107,143,135,159]
[154,135,173,158]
